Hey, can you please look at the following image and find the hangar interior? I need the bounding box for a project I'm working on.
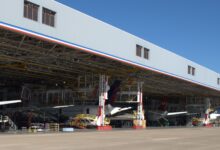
[0,27,220,132]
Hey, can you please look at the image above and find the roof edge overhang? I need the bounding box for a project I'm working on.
[0,21,219,94]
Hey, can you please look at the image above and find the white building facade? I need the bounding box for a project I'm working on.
[0,0,219,92]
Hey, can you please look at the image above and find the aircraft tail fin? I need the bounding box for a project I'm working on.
[158,97,168,111]
[107,80,121,105]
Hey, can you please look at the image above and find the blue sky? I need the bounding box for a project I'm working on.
[57,0,220,73]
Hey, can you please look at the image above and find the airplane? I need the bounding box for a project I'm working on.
[188,108,220,127]
[203,107,220,126]
[146,98,188,126]
[107,106,188,127]
[83,104,132,116]
[0,100,21,130]
[209,108,220,120]
[0,100,21,106]
[82,80,132,116]
[108,104,188,127]
[189,99,220,126]
[147,110,187,126]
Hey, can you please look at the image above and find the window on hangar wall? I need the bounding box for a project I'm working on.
[24,0,39,21]
[188,65,196,76]
[136,45,142,57]
[136,44,150,60]
[42,7,56,27]
[144,48,150,60]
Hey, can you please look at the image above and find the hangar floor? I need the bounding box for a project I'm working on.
[0,128,220,150]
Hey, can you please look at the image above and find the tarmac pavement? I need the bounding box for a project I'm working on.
[0,127,220,150]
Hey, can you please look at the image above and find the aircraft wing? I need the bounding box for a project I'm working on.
[53,105,74,109]
[110,107,132,116]
[0,100,21,106]
[167,111,187,116]
[210,113,220,120]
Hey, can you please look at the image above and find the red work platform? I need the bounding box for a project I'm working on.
[97,126,112,131]
[204,124,213,128]
[133,126,145,129]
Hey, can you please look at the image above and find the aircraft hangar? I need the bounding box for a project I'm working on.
[0,0,220,132]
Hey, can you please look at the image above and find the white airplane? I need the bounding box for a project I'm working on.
[83,80,132,116]
[146,97,191,126]
[148,110,187,121]
[203,107,220,125]
[108,109,187,121]
[83,104,132,116]
[209,108,220,120]
[0,100,21,106]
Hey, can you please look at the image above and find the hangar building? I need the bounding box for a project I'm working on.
[0,0,219,130]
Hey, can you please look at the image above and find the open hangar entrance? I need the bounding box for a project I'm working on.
[0,26,220,132]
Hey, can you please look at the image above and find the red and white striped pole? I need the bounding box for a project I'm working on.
[204,98,212,127]
[134,81,144,129]
[97,75,112,130]
[138,82,144,125]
